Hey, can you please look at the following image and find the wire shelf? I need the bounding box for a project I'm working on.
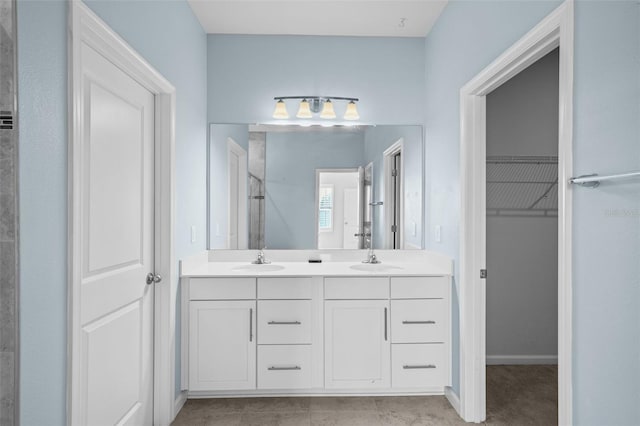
[486,156,558,216]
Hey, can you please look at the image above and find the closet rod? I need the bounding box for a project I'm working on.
[569,171,640,188]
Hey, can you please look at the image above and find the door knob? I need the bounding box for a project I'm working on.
[146,272,162,285]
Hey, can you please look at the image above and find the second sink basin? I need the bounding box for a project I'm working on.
[350,263,403,272]
[231,264,285,272]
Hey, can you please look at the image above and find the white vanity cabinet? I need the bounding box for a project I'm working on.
[182,265,451,397]
[188,278,257,391]
[389,277,450,389]
[256,277,314,390]
[324,277,390,389]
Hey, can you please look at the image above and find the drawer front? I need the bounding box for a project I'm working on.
[391,299,446,343]
[258,277,313,300]
[324,277,389,299]
[258,300,312,344]
[392,344,447,389]
[257,345,312,389]
[390,276,448,299]
[190,277,256,300]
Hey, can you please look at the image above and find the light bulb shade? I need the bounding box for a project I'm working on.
[343,101,360,120]
[272,99,289,119]
[296,99,313,118]
[320,99,336,119]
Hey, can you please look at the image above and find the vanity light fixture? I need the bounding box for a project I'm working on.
[296,99,313,118]
[320,99,336,119]
[272,99,289,119]
[272,96,360,121]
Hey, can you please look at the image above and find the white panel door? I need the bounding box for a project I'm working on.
[343,187,359,249]
[189,301,257,391]
[227,138,247,249]
[228,150,240,248]
[325,300,390,389]
[79,42,155,425]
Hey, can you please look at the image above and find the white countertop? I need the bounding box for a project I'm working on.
[182,262,450,277]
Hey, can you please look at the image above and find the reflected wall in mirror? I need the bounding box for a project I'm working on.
[208,124,424,250]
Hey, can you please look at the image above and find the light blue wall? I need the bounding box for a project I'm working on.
[207,35,425,125]
[17,0,207,423]
[209,124,249,248]
[572,1,640,423]
[265,131,365,249]
[17,2,68,424]
[364,126,423,249]
[424,0,640,423]
[423,0,562,398]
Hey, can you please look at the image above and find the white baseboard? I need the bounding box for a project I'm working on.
[173,391,187,422]
[486,355,558,365]
[444,387,461,417]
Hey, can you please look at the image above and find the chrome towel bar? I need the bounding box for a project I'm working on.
[569,171,640,188]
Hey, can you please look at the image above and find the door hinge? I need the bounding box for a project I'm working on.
[391,225,398,233]
[480,269,487,279]
[391,168,398,177]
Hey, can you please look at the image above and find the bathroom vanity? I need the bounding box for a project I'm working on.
[180,250,452,398]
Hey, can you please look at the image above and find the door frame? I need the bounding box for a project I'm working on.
[314,168,360,249]
[383,139,404,249]
[227,138,248,249]
[458,2,573,424]
[69,2,176,425]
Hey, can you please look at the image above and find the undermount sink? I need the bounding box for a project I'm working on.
[231,264,285,272]
[349,263,403,272]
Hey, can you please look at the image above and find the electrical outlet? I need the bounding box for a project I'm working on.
[191,226,196,243]
[435,225,442,243]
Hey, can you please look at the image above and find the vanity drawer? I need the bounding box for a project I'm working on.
[391,299,446,343]
[258,300,312,344]
[258,277,313,299]
[190,277,256,300]
[392,344,447,389]
[257,345,312,389]
[390,276,448,299]
[324,277,389,299]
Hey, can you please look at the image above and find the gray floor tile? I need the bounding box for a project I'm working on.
[310,411,383,426]
[309,396,377,412]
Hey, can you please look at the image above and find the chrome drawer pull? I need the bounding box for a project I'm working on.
[267,321,301,325]
[384,307,388,341]
[402,320,436,325]
[268,366,301,371]
[403,364,436,369]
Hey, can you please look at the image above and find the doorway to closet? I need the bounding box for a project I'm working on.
[484,48,559,424]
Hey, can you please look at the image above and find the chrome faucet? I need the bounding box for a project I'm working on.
[252,248,271,265]
[363,248,381,264]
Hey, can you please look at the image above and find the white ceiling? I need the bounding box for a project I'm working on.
[187,0,448,37]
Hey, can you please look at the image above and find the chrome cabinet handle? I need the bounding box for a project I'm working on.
[384,307,388,341]
[249,308,253,342]
[402,320,436,325]
[403,364,436,369]
[268,366,301,371]
[268,321,301,325]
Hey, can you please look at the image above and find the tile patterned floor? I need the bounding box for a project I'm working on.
[172,365,558,426]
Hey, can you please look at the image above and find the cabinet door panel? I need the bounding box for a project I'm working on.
[258,300,312,344]
[391,299,446,343]
[325,300,390,389]
[257,345,312,389]
[189,300,256,391]
[392,344,448,388]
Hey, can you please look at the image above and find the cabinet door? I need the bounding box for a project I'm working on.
[189,300,256,391]
[325,300,390,389]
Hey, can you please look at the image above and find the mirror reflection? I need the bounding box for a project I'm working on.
[208,124,424,250]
